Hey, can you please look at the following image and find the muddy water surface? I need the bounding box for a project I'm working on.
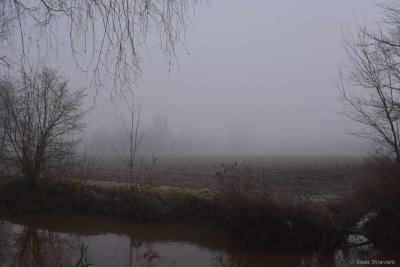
[0,213,398,267]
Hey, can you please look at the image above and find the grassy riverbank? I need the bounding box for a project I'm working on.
[0,175,214,221]
[0,173,345,250]
[1,158,399,250]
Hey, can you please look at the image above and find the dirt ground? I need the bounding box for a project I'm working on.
[81,155,367,200]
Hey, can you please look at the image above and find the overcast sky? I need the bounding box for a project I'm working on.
[49,0,395,157]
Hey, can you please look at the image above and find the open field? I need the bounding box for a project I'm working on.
[84,155,367,201]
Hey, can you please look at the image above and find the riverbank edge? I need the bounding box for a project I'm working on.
[0,174,345,250]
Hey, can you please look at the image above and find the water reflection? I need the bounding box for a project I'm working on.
[0,222,80,266]
[129,243,161,267]
[0,213,398,267]
[0,221,12,264]
[121,237,162,267]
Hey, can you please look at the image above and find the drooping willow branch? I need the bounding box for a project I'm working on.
[0,0,202,97]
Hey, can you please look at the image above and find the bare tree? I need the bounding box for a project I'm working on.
[111,97,143,190]
[0,0,202,96]
[0,67,89,184]
[338,5,400,163]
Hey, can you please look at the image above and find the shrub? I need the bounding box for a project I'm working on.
[214,161,342,249]
[349,156,400,247]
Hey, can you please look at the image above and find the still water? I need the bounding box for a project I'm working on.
[0,213,398,267]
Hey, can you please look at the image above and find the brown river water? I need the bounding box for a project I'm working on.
[0,213,399,267]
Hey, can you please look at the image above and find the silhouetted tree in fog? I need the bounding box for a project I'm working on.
[339,4,400,163]
[0,67,89,184]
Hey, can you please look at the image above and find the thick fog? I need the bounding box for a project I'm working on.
[46,0,394,157]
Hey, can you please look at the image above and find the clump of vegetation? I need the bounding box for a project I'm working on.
[73,243,92,267]
[347,156,400,247]
[214,161,343,249]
